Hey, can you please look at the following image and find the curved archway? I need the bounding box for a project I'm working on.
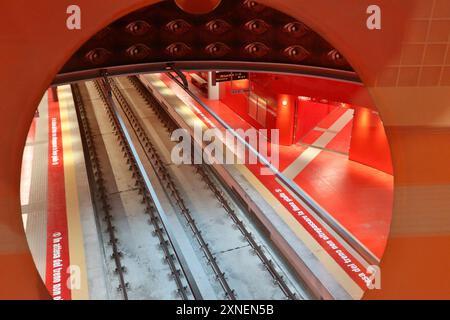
[1,0,449,299]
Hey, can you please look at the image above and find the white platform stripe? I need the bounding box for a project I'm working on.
[282,109,354,180]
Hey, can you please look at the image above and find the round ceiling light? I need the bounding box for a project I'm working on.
[175,0,222,15]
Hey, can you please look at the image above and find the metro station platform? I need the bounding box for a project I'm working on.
[139,73,394,299]
[21,74,393,300]
[19,74,393,300]
[3,0,448,301]
[21,86,106,300]
[159,74,394,259]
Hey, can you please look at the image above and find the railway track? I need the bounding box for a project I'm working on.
[72,83,129,300]
[125,75,300,300]
[73,74,304,300]
[104,77,237,300]
[73,81,192,300]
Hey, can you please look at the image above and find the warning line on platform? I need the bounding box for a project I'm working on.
[46,89,72,300]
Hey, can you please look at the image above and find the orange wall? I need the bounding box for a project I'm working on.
[349,107,393,175]
[1,0,449,300]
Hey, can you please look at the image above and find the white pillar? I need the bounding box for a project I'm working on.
[207,72,220,100]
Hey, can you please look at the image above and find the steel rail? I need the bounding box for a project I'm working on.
[128,75,301,300]
[94,79,194,300]
[72,83,129,299]
[195,164,299,300]
[109,77,237,300]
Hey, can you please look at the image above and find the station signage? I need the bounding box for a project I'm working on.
[215,72,249,83]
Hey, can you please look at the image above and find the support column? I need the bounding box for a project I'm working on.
[207,72,220,101]
[276,94,296,145]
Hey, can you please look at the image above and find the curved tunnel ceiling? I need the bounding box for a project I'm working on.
[56,0,357,84]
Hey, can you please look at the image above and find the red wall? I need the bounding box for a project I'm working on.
[219,73,393,174]
[219,73,365,147]
[295,99,337,142]
[349,107,393,174]
[220,80,278,131]
[249,73,375,110]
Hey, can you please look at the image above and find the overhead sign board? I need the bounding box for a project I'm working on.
[215,72,249,83]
